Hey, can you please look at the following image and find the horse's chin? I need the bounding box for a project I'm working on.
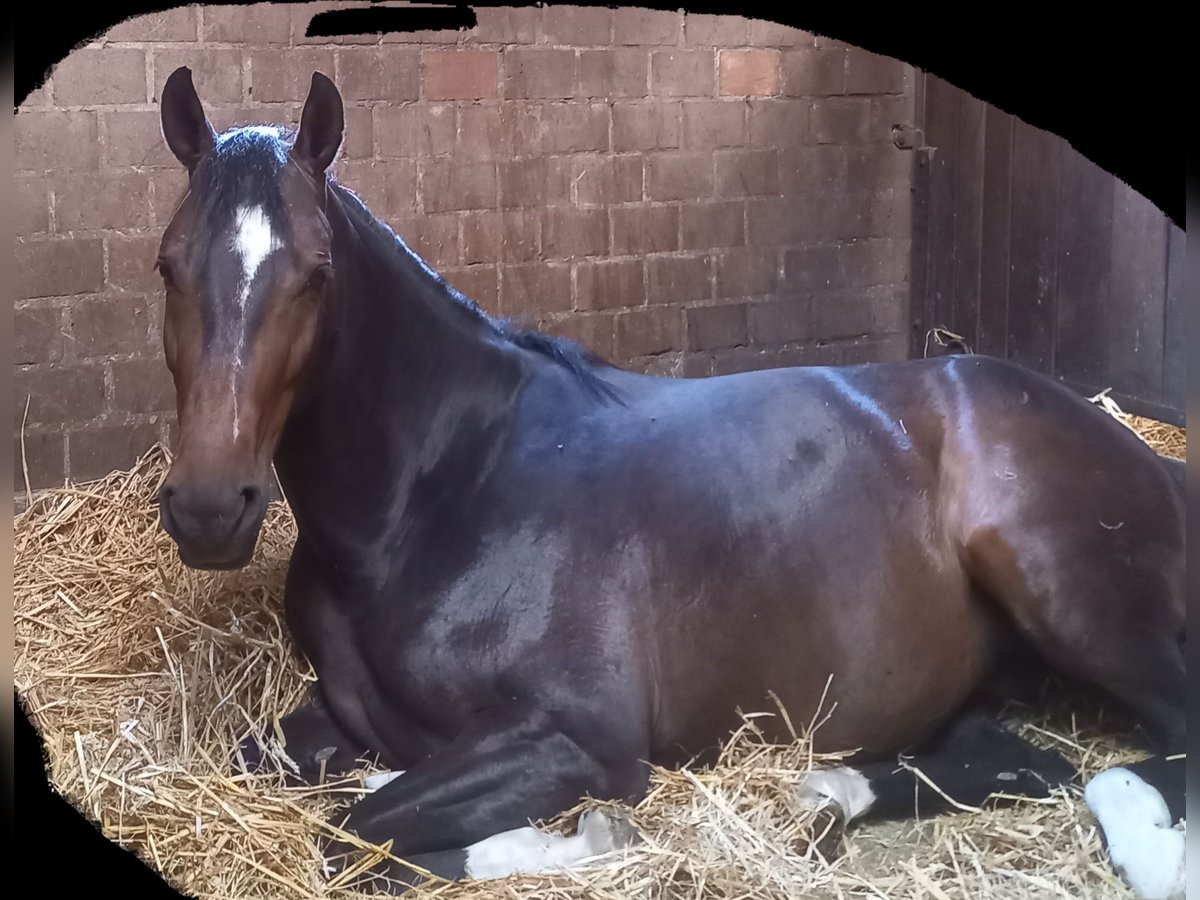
[173,533,261,571]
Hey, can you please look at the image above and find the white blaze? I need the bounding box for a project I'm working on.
[229,204,282,440]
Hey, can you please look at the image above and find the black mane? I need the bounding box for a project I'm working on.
[327,174,624,405]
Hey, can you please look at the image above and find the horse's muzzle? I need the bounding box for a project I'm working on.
[158,481,268,570]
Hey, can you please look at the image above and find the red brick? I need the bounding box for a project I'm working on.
[203,3,291,43]
[681,201,745,250]
[541,314,615,359]
[576,259,645,310]
[610,205,678,256]
[646,152,714,201]
[14,432,65,492]
[782,48,846,96]
[69,423,161,484]
[112,358,174,414]
[682,99,745,148]
[16,111,99,171]
[811,98,872,144]
[379,22,461,45]
[613,8,680,45]
[846,145,912,191]
[71,295,155,359]
[716,248,779,298]
[53,49,147,105]
[719,50,780,97]
[748,99,811,146]
[395,214,460,267]
[19,83,50,109]
[682,353,714,377]
[502,49,576,99]
[782,245,843,290]
[16,239,104,299]
[470,6,538,44]
[106,7,197,41]
[714,149,779,197]
[153,50,244,103]
[872,95,915,141]
[683,13,749,47]
[613,102,680,152]
[375,103,456,157]
[203,104,298,135]
[499,158,571,208]
[106,235,161,294]
[100,111,173,168]
[14,305,65,365]
[16,176,49,235]
[333,159,420,219]
[339,106,374,160]
[780,145,846,194]
[651,50,715,98]
[338,48,420,102]
[442,265,499,312]
[423,50,499,100]
[249,49,336,103]
[747,197,814,246]
[845,48,910,95]
[615,307,683,357]
[421,160,496,213]
[543,208,608,259]
[54,173,151,232]
[647,255,711,304]
[498,263,572,315]
[458,104,539,160]
[540,102,609,153]
[813,293,876,339]
[14,366,107,429]
[574,155,643,206]
[749,298,813,344]
[462,210,540,264]
[687,303,748,351]
[747,18,814,47]
[577,49,649,98]
[147,169,181,226]
[541,6,612,45]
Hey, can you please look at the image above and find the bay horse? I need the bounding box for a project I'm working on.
[153,68,1185,894]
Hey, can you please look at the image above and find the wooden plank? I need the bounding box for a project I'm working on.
[951,91,985,349]
[1053,146,1113,386]
[1161,223,1185,416]
[925,76,960,346]
[1005,120,1060,375]
[907,72,934,358]
[976,106,1013,357]
[1107,181,1167,404]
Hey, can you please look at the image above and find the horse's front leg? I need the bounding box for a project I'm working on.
[235,688,378,785]
[320,704,649,893]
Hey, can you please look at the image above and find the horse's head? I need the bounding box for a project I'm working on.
[156,67,344,569]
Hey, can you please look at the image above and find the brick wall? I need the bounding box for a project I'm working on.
[14,3,917,493]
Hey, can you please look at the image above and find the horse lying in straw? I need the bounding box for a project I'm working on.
[150,67,1185,897]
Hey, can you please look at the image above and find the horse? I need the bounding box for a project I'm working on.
[151,67,1185,895]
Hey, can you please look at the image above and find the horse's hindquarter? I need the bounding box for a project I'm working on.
[508,362,1000,761]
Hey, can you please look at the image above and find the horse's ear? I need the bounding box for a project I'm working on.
[160,67,216,171]
[292,72,344,176]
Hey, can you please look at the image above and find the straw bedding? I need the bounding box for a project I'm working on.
[14,399,1185,899]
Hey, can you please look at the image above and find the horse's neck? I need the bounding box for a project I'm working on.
[274,189,525,579]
